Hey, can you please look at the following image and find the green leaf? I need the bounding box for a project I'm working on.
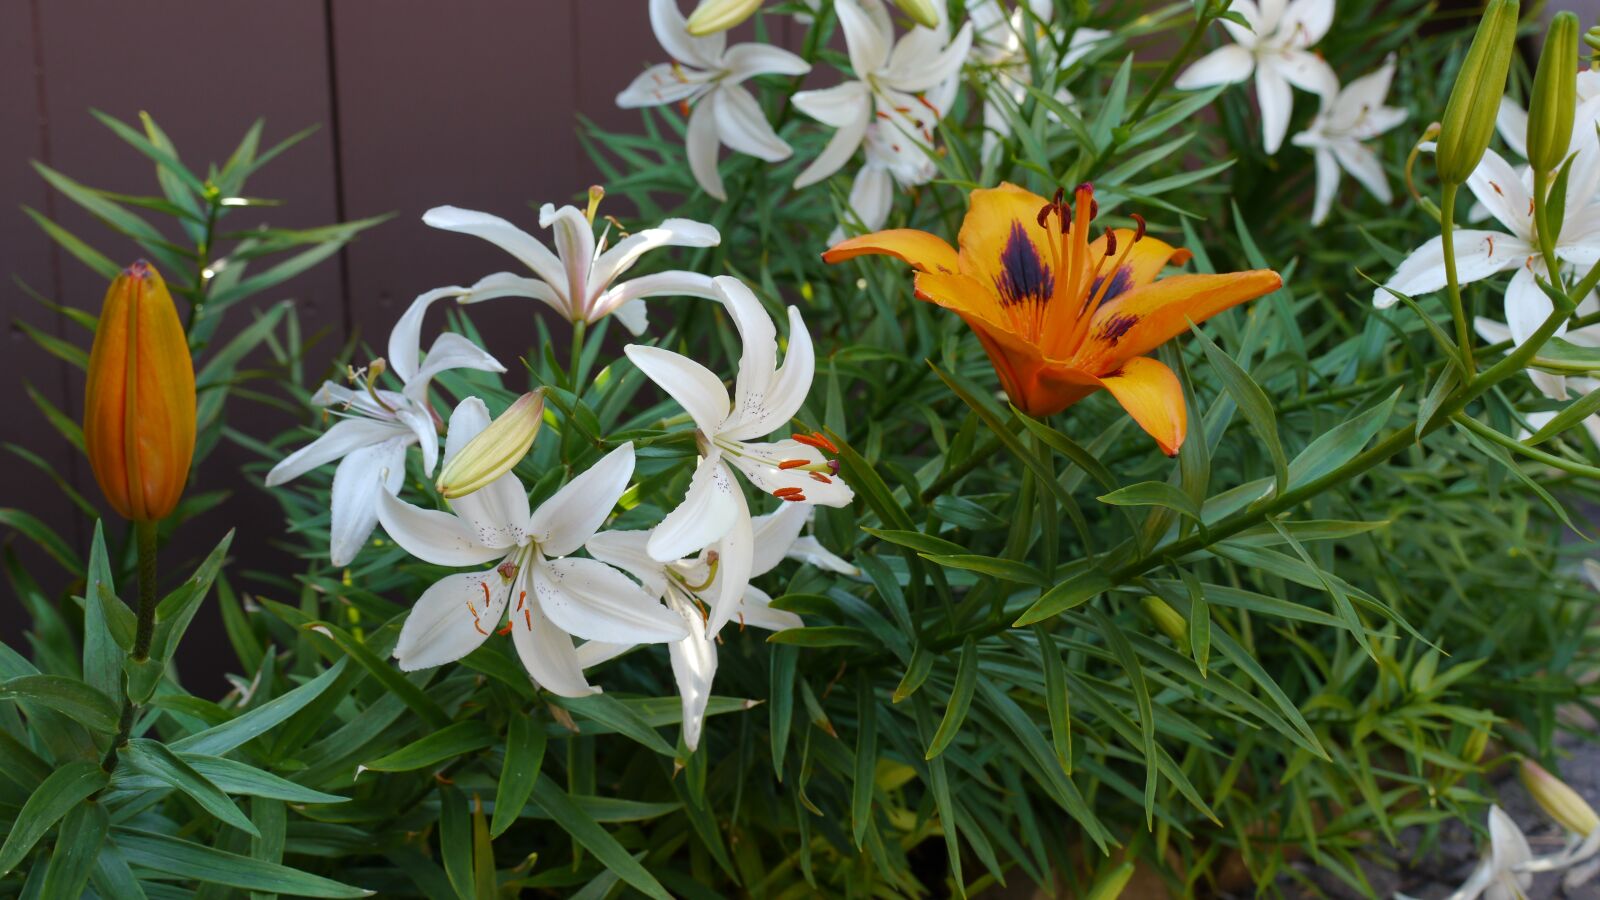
[0,675,120,734]
[920,553,1050,586]
[1088,607,1157,828]
[926,638,980,760]
[1035,627,1072,776]
[39,799,108,899]
[122,738,259,836]
[173,658,348,756]
[852,674,878,847]
[531,776,672,900]
[1014,569,1112,626]
[0,509,84,574]
[1527,383,1600,445]
[1097,481,1202,521]
[863,528,967,557]
[472,792,497,900]
[893,645,936,704]
[22,206,120,280]
[770,644,798,775]
[114,752,347,805]
[765,625,875,648]
[308,621,451,729]
[438,785,473,900]
[81,522,121,700]
[548,693,676,757]
[491,712,547,838]
[113,828,373,897]
[150,529,234,662]
[1287,387,1401,488]
[360,720,493,774]
[90,109,209,197]
[0,760,109,876]
[1189,323,1288,496]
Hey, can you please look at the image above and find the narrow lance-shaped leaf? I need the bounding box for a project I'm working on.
[926,638,980,760]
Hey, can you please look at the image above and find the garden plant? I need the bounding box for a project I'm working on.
[5,0,1600,896]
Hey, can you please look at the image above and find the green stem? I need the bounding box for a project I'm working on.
[184,189,222,336]
[102,519,160,773]
[1085,2,1217,178]
[568,318,588,398]
[1452,412,1600,479]
[1439,184,1476,375]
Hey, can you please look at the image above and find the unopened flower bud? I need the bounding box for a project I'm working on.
[1142,596,1187,645]
[1585,25,1600,58]
[893,0,942,29]
[1522,759,1600,836]
[1527,12,1580,175]
[84,261,196,522]
[1436,0,1520,185]
[435,390,546,499]
[1462,724,1491,764]
[685,0,762,35]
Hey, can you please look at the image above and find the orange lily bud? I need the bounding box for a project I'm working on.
[83,261,196,522]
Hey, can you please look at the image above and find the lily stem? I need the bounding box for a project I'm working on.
[1438,184,1476,375]
[568,318,587,399]
[102,519,160,773]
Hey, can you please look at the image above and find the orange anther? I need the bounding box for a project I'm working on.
[810,472,833,484]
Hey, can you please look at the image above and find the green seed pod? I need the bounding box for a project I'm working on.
[1436,0,1520,185]
[1527,12,1580,175]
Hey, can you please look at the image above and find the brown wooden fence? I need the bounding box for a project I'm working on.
[0,0,803,668]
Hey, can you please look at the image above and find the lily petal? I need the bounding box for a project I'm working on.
[586,529,671,597]
[648,454,741,562]
[527,443,636,557]
[749,497,810,577]
[823,227,960,274]
[404,331,506,404]
[1278,0,1334,46]
[266,417,406,487]
[539,203,596,309]
[1077,270,1283,371]
[591,219,720,296]
[394,568,511,670]
[617,62,711,109]
[377,489,502,567]
[1174,44,1254,90]
[625,344,732,435]
[706,485,754,636]
[1375,231,1527,308]
[685,99,727,200]
[1093,356,1187,456]
[722,42,811,81]
[534,557,688,644]
[723,439,855,507]
[388,287,460,385]
[649,0,724,70]
[712,84,793,162]
[512,591,599,696]
[422,206,570,308]
[665,593,717,750]
[592,270,721,332]
[837,0,891,77]
[792,83,873,187]
[737,584,805,631]
[329,437,408,567]
[1255,62,1294,154]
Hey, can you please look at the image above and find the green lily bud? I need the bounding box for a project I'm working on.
[1521,759,1600,836]
[1142,596,1188,645]
[436,390,546,499]
[1461,724,1491,764]
[1527,12,1580,175]
[893,0,942,29]
[685,0,762,35]
[1436,0,1520,185]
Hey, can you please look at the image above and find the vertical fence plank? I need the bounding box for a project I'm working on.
[330,0,582,375]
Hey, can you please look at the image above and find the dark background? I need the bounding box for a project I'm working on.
[0,0,810,694]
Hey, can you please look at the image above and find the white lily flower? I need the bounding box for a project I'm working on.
[968,0,1108,162]
[376,398,687,695]
[422,198,720,337]
[583,501,853,749]
[1378,147,1600,379]
[1290,55,1406,225]
[1474,308,1600,424]
[1399,806,1533,900]
[617,0,810,200]
[791,0,973,190]
[624,276,854,636]
[266,289,504,566]
[1173,0,1337,154]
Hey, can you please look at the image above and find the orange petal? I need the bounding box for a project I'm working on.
[822,228,960,274]
[1076,270,1282,371]
[1093,356,1187,456]
[1084,230,1193,298]
[957,183,1057,309]
[913,269,1012,332]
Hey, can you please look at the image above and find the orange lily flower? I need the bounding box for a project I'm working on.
[823,182,1281,455]
[83,260,196,522]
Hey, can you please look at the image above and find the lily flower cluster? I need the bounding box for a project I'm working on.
[267,196,855,750]
[1176,0,1406,224]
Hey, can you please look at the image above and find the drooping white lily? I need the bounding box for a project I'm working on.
[1173,0,1337,154]
[617,0,811,200]
[791,0,973,190]
[1290,55,1406,225]
[968,0,1109,162]
[1474,310,1600,440]
[828,112,940,242]
[624,276,854,635]
[1377,148,1600,370]
[582,501,854,749]
[422,196,720,337]
[266,289,504,566]
[376,398,687,695]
